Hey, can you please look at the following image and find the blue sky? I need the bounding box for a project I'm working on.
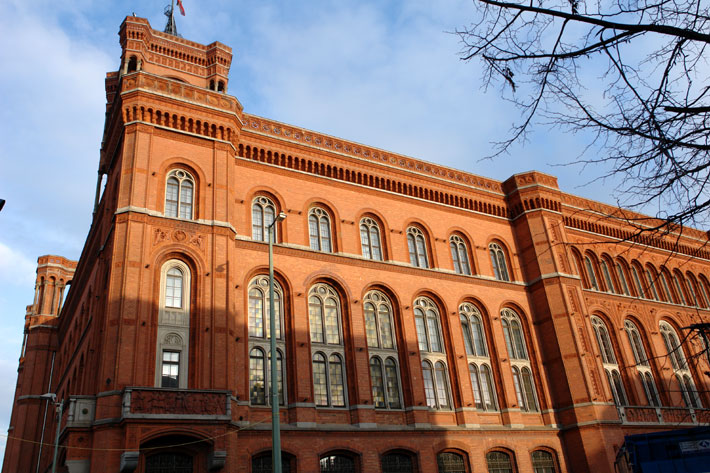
[0,0,621,459]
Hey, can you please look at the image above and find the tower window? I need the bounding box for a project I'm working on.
[165,169,195,219]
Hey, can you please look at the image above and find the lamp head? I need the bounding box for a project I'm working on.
[275,212,287,222]
[40,392,57,402]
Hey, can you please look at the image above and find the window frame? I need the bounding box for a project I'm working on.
[165,169,195,220]
[489,242,510,281]
[309,207,333,252]
[450,234,472,275]
[407,226,429,268]
[501,308,538,412]
[360,217,383,261]
[252,196,278,242]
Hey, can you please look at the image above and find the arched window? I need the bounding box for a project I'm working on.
[450,235,471,275]
[489,243,510,281]
[165,169,195,219]
[414,297,443,353]
[460,303,497,410]
[382,452,415,473]
[644,266,660,301]
[600,258,616,293]
[660,322,701,408]
[309,284,347,407]
[360,217,383,260]
[364,291,395,349]
[531,450,557,473]
[364,291,401,409]
[252,452,293,473]
[673,272,688,305]
[414,297,450,409]
[630,263,645,298]
[591,316,627,406]
[320,454,356,473]
[486,451,513,473]
[686,273,700,307]
[252,196,277,242]
[248,277,286,406]
[501,308,538,411]
[624,320,660,406]
[309,207,332,252]
[370,356,402,409]
[615,260,631,296]
[437,452,466,473]
[660,269,675,303]
[156,260,191,389]
[698,275,710,308]
[584,256,600,291]
[407,226,429,268]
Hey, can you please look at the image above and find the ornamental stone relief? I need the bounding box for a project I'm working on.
[130,390,226,416]
[152,227,205,253]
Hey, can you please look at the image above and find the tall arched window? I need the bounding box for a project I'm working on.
[660,269,675,303]
[644,266,660,301]
[486,451,513,473]
[165,169,195,219]
[450,235,472,275]
[615,260,631,296]
[252,452,293,473]
[460,303,497,410]
[364,291,402,409]
[407,226,429,268]
[600,258,616,293]
[437,452,466,473]
[591,316,627,406]
[360,217,383,260]
[501,308,537,411]
[660,322,701,408]
[489,243,510,281]
[252,196,277,242]
[531,450,557,473]
[248,276,286,406]
[415,297,450,409]
[672,272,688,305]
[686,273,700,307]
[309,207,332,252]
[156,260,191,389]
[630,263,646,298]
[309,284,347,407]
[584,255,600,291]
[698,275,710,308]
[624,320,660,405]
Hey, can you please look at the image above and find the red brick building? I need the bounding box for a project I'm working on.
[5,15,710,473]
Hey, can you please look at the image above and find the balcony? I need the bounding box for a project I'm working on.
[618,405,710,425]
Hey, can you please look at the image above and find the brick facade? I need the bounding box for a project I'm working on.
[4,16,710,473]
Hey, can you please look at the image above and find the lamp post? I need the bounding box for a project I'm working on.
[268,211,286,473]
[40,393,61,473]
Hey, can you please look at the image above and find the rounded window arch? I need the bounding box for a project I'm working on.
[501,308,538,411]
[248,275,287,406]
[414,297,443,353]
[591,316,628,406]
[450,234,472,275]
[629,260,646,298]
[156,259,192,389]
[644,264,661,301]
[437,451,468,473]
[165,169,195,219]
[360,216,383,260]
[660,321,701,408]
[489,242,510,281]
[320,451,358,473]
[697,274,710,308]
[309,207,333,252]
[531,449,558,473]
[407,226,429,268]
[363,290,395,349]
[614,257,631,296]
[583,253,600,291]
[381,450,417,473]
[309,283,347,408]
[252,195,278,242]
[672,270,689,305]
[685,272,701,307]
[251,451,295,473]
[599,255,617,293]
[486,450,514,473]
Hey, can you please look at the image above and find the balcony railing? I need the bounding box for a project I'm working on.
[618,405,710,425]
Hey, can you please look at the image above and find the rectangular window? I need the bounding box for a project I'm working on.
[161,351,180,388]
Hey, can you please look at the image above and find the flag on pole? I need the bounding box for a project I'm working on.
[177,0,185,16]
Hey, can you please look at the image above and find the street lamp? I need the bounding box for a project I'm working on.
[39,393,61,473]
[268,211,286,473]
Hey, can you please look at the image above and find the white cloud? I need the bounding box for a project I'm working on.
[0,242,36,288]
